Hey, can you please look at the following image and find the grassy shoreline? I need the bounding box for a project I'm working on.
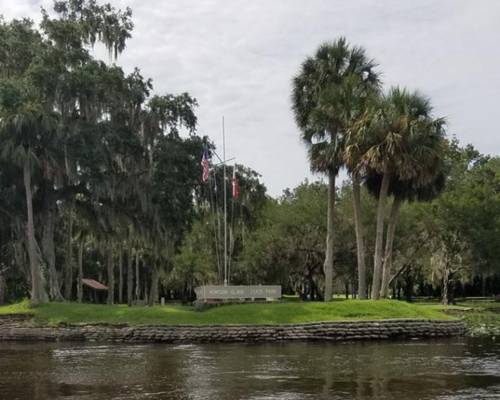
[0,299,455,326]
[452,301,500,337]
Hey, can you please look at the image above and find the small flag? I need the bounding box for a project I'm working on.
[232,166,239,199]
[201,148,209,182]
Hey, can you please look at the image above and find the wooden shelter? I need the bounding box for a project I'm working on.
[81,278,108,303]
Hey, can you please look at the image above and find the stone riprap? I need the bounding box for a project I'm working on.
[0,314,465,343]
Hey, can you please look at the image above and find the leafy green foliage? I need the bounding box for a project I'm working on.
[292,37,380,174]
[0,1,210,304]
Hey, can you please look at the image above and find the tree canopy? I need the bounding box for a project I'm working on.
[0,8,498,307]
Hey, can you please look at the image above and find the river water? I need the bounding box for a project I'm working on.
[0,338,499,399]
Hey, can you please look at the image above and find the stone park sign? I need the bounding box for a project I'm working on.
[195,285,282,302]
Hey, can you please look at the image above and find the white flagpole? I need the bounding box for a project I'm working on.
[222,117,228,286]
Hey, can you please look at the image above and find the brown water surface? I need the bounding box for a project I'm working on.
[0,338,499,399]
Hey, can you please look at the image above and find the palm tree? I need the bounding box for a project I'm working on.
[381,114,446,298]
[292,38,379,301]
[355,87,445,299]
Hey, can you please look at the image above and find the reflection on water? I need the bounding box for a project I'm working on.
[0,338,499,399]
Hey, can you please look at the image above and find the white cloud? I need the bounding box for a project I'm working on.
[1,0,499,196]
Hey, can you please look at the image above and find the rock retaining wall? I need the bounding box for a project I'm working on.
[0,315,465,343]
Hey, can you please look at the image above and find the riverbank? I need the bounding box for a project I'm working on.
[0,299,454,325]
[0,300,467,343]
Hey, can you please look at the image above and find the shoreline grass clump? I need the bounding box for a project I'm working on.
[453,301,500,337]
[0,299,33,316]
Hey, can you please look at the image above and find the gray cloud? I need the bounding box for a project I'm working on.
[1,0,499,196]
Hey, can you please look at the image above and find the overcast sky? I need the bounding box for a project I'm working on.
[2,1,499,196]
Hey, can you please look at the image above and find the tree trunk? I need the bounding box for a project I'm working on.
[135,251,140,301]
[352,176,367,299]
[77,240,84,303]
[13,230,28,282]
[41,205,63,301]
[442,267,450,305]
[0,271,5,305]
[380,197,402,298]
[144,277,148,303]
[127,248,134,306]
[64,206,74,300]
[148,263,159,306]
[323,171,336,301]
[23,157,48,304]
[118,248,123,304]
[371,168,391,300]
[404,272,414,302]
[107,245,114,305]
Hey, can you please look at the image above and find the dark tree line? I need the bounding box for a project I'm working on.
[0,1,209,305]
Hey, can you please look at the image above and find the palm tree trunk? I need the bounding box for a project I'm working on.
[352,175,367,299]
[107,245,114,305]
[118,248,123,303]
[77,240,84,303]
[371,167,391,300]
[23,157,47,304]
[127,248,134,306]
[380,197,402,298]
[323,171,336,302]
[64,206,74,300]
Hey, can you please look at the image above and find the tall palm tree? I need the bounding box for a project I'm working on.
[292,38,379,301]
[355,87,445,299]
[381,113,446,298]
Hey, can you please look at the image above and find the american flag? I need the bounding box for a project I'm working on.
[201,148,210,182]
[232,166,239,199]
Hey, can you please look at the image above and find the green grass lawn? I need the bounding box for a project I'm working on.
[0,300,33,315]
[0,299,454,326]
